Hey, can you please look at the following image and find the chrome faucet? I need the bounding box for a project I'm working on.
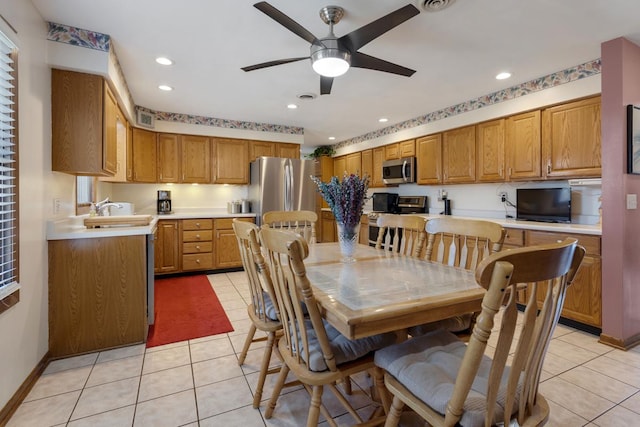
[94,198,123,216]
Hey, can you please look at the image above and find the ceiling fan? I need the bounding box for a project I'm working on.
[241,2,420,95]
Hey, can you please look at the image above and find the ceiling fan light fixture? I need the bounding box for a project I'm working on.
[311,49,351,77]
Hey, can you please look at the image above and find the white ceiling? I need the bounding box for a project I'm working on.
[31,0,640,147]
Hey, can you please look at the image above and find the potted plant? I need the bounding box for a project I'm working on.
[306,145,336,159]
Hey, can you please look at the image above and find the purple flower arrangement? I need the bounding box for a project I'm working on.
[312,173,370,229]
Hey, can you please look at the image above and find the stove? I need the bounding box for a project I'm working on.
[368,196,428,247]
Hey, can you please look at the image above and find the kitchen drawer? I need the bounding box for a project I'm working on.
[182,230,213,242]
[182,253,214,270]
[182,219,213,231]
[526,230,600,256]
[183,241,213,254]
[215,217,252,230]
[503,228,524,247]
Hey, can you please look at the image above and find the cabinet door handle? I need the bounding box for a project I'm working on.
[196,259,200,264]
[196,234,201,240]
[547,164,551,174]
[196,245,200,250]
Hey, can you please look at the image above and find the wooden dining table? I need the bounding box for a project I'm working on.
[303,243,485,340]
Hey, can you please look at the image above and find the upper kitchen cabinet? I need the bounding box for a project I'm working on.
[52,69,118,176]
[476,119,505,182]
[333,155,346,177]
[212,138,249,184]
[384,139,415,160]
[416,133,442,185]
[157,133,180,183]
[361,149,373,181]
[505,110,542,180]
[181,135,211,183]
[346,152,362,176]
[99,105,129,183]
[277,143,300,159]
[542,96,601,178]
[442,125,476,183]
[371,147,385,187]
[131,128,158,182]
[249,140,276,162]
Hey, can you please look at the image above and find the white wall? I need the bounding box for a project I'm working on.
[0,0,76,410]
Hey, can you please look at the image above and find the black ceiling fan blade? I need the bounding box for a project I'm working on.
[254,2,322,46]
[320,76,334,95]
[241,57,308,72]
[339,4,420,52]
[350,52,416,77]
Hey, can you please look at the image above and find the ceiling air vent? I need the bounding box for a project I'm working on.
[416,0,455,12]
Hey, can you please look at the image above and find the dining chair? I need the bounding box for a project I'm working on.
[232,219,282,408]
[375,238,585,427]
[262,210,318,244]
[374,214,428,257]
[259,227,398,427]
[410,217,506,335]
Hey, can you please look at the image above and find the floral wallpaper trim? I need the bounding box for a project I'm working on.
[47,22,110,52]
[138,107,304,135]
[334,58,602,149]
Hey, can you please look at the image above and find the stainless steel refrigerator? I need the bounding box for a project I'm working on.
[249,157,316,225]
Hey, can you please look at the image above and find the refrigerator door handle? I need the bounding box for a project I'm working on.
[284,159,292,211]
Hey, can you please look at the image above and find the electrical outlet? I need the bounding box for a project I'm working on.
[53,198,61,214]
[499,192,507,203]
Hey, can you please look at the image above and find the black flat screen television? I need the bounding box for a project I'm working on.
[516,188,571,223]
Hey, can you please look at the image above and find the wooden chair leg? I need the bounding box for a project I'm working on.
[383,396,405,427]
[343,375,352,394]
[253,331,275,408]
[307,385,324,427]
[265,363,290,418]
[238,323,257,365]
[372,367,392,414]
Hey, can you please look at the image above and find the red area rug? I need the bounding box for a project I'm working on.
[146,275,234,348]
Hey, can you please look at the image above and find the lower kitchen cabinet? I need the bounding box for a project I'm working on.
[155,220,179,274]
[49,235,148,357]
[215,218,251,268]
[504,227,602,328]
[321,211,336,242]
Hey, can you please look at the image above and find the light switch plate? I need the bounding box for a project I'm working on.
[627,194,637,210]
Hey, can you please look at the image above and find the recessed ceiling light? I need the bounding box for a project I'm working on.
[158,85,173,91]
[379,118,388,123]
[328,136,336,140]
[155,57,173,65]
[287,104,298,109]
[496,72,511,80]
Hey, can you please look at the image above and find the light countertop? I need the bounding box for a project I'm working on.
[47,209,258,240]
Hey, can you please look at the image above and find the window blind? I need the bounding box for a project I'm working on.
[0,29,18,298]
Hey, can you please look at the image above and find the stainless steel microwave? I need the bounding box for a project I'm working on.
[382,157,416,184]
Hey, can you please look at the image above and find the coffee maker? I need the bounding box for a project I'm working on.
[157,190,172,214]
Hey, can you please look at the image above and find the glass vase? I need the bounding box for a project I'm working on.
[336,221,360,263]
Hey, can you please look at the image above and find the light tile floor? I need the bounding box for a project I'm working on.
[7,271,640,426]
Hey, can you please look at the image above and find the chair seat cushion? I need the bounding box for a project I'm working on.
[304,320,397,372]
[255,291,279,321]
[375,329,517,427]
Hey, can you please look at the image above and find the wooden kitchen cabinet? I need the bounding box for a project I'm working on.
[131,128,158,182]
[416,133,442,184]
[99,105,129,183]
[333,155,347,177]
[321,211,336,242]
[181,219,214,271]
[443,125,476,183]
[542,96,601,178]
[155,220,180,274]
[314,156,334,241]
[49,235,147,357]
[158,133,180,183]
[476,119,505,182]
[359,214,369,245]
[51,69,118,176]
[346,152,362,176]
[212,138,249,184]
[371,147,385,187]
[361,149,373,181]
[214,218,253,268]
[526,230,601,327]
[277,143,300,159]
[506,110,542,180]
[181,135,211,183]
[250,140,276,162]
